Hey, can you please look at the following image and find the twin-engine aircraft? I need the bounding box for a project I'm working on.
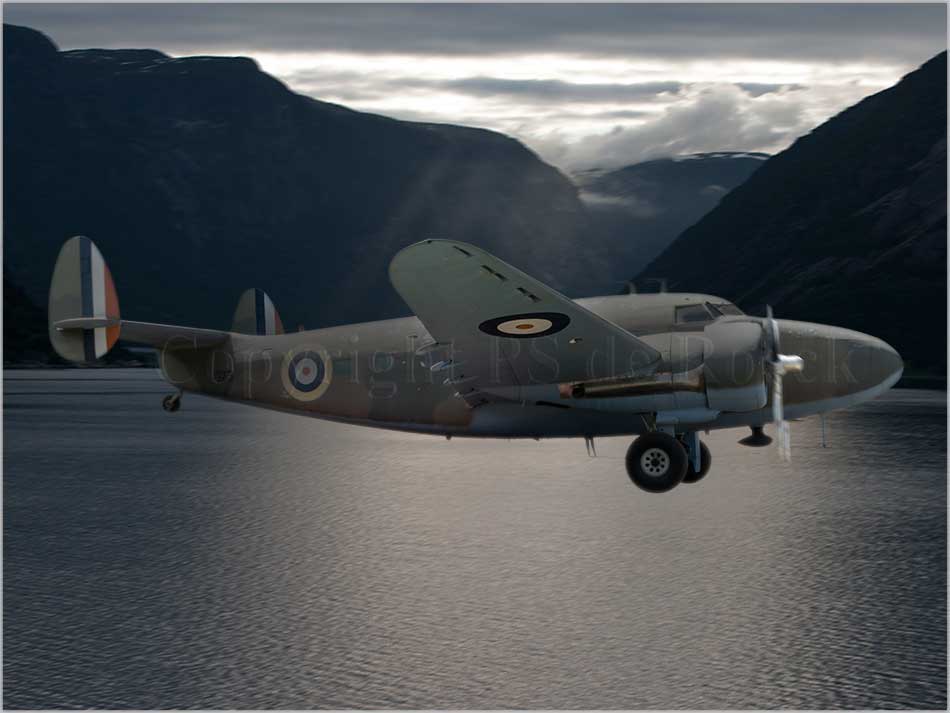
[48,236,903,493]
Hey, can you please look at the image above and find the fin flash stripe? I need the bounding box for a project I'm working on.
[253,289,283,336]
[78,236,121,360]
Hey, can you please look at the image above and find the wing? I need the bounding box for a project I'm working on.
[389,240,661,405]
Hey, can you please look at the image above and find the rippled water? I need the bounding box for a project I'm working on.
[4,369,946,709]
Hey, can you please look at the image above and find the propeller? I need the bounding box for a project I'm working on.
[764,306,804,461]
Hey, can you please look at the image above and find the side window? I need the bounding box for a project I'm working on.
[714,303,744,316]
[675,304,713,324]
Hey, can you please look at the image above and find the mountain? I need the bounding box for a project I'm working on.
[4,24,602,345]
[3,272,66,366]
[640,52,947,377]
[574,152,767,281]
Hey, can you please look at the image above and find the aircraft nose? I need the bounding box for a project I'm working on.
[866,336,903,384]
[823,326,905,393]
[777,321,903,408]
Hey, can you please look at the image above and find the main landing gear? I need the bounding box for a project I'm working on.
[162,392,182,413]
[625,431,711,493]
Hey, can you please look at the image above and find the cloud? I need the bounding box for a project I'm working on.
[528,83,848,170]
[282,70,683,106]
[5,4,945,171]
[430,77,682,103]
[737,82,805,97]
[578,190,659,218]
[261,63,902,169]
[6,4,946,65]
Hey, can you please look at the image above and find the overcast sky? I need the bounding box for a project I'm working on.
[6,3,946,170]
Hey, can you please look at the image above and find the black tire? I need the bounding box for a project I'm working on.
[162,394,181,413]
[682,441,712,484]
[625,432,688,493]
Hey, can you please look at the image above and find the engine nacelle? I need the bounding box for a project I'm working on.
[561,319,769,414]
[703,320,768,412]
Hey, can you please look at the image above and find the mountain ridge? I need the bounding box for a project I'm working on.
[4,23,602,339]
[640,51,947,375]
[6,24,944,380]
[573,152,767,279]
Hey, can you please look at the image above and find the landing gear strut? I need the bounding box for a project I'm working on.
[162,393,181,413]
[682,440,711,483]
[625,432,688,493]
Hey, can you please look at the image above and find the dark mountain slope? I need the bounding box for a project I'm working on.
[640,52,947,375]
[3,272,65,366]
[574,152,766,278]
[4,24,598,338]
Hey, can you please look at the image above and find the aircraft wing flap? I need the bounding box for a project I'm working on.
[389,240,661,402]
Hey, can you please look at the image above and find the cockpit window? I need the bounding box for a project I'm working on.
[675,304,713,323]
[675,302,745,324]
[713,302,744,316]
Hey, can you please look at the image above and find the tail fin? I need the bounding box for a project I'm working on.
[48,236,121,363]
[230,288,284,336]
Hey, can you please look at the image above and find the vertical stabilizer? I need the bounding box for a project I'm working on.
[47,236,121,363]
[230,288,284,336]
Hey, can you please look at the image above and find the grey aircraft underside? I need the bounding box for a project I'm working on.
[48,236,903,493]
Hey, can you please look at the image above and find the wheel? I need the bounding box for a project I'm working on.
[682,441,711,484]
[162,394,181,412]
[625,432,688,493]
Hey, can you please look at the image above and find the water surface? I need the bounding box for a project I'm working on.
[4,370,946,709]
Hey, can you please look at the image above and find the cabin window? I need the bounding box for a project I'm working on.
[675,304,713,323]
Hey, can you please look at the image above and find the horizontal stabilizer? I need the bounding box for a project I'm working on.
[55,317,228,351]
[54,316,120,330]
[120,320,229,350]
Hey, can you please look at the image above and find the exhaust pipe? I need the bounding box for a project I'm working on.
[561,366,705,399]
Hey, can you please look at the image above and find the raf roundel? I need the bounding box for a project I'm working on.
[281,346,333,401]
[478,312,571,339]
[290,352,324,391]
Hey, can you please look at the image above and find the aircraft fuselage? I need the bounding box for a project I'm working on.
[160,292,903,438]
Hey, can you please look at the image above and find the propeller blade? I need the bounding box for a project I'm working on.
[777,419,791,462]
[766,304,780,359]
[770,362,791,461]
[764,306,802,462]
[771,360,783,425]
